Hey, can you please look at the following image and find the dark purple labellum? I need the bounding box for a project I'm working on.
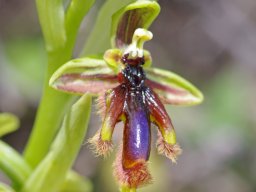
[123,91,151,169]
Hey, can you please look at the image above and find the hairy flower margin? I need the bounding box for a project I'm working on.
[49,1,203,191]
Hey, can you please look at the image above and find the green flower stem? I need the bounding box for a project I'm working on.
[24,51,74,168]
[65,0,95,51]
[0,141,32,189]
[22,94,92,192]
[121,186,136,192]
[36,0,66,52]
[24,0,94,168]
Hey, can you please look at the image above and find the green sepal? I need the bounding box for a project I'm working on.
[111,0,160,48]
[146,67,204,106]
[21,94,92,192]
[81,0,135,55]
[49,57,118,95]
[0,113,19,137]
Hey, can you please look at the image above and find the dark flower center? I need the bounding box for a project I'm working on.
[120,54,146,89]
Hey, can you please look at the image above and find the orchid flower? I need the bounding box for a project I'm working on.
[49,1,203,191]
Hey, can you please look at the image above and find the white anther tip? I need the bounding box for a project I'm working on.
[134,28,153,41]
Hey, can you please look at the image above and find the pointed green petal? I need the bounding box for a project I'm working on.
[111,1,160,48]
[81,0,134,55]
[145,68,204,106]
[0,113,19,137]
[104,49,122,72]
[49,58,118,95]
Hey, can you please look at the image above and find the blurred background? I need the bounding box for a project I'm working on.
[0,0,256,191]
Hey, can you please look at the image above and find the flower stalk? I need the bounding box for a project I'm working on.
[24,0,95,168]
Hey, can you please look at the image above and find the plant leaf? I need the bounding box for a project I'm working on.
[60,171,93,192]
[0,141,31,190]
[145,68,204,106]
[21,94,92,192]
[65,0,95,50]
[111,0,160,48]
[49,57,118,95]
[0,183,15,192]
[0,113,19,137]
[36,0,66,52]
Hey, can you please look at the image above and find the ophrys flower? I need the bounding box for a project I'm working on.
[49,1,203,191]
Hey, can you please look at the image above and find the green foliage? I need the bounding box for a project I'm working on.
[0,183,15,192]
[0,141,31,190]
[59,171,93,192]
[0,0,203,192]
[0,113,19,137]
[23,0,95,167]
[21,95,91,192]
[0,0,141,191]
